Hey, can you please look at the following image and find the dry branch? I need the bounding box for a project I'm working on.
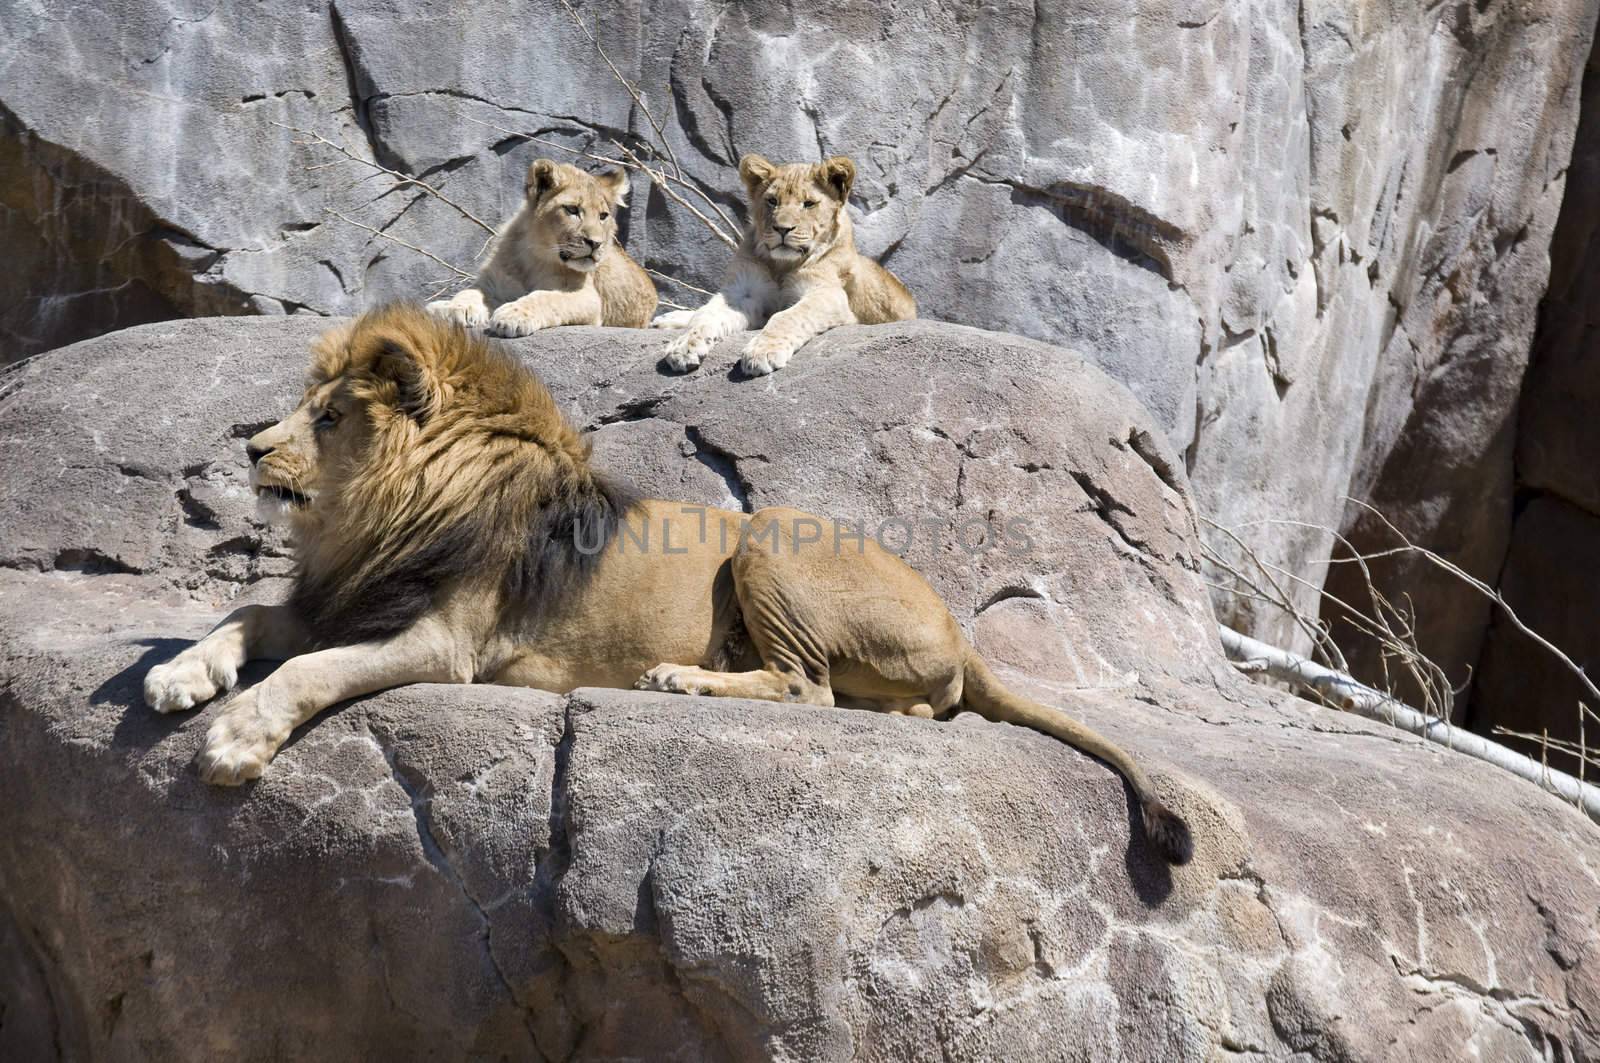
[278,121,497,235]
[323,208,475,280]
[1332,498,1600,712]
[459,113,739,247]
[555,0,683,179]
[1219,625,1600,825]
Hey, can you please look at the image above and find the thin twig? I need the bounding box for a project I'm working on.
[554,0,682,179]
[324,208,475,279]
[460,113,739,246]
[644,266,713,297]
[278,121,497,235]
[606,137,740,246]
[1342,497,1600,711]
[1210,514,1456,719]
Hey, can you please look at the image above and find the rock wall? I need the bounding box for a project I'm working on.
[3,317,1598,1059]
[2,2,1597,707]
[1470,44,1600,758]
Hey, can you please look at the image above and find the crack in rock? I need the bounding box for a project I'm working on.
[373,732,533,1041]
[683,426,753,513]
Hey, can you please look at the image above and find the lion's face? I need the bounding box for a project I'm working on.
[739,154,856,264]
[245,376,370,527]
[524,159,629,274]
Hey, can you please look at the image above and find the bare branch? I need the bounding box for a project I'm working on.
[1220,625,1600,826]
[278,121,497,235]
[459,113,740,246]
[607,137,740,246]
[554,0,682,179]
[1340,497,1600,712]
[644,266,713,297]
[324,208,475,280]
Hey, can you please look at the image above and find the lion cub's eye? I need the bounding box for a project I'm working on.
[564,204,580,216]
[803,199,817,208]
[599,210,610,220]
[765,195,778,207]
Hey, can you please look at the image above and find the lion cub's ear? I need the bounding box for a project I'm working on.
[739,153,776,190]
[597,168,629,208]
[818,156,856,202]
[526,159,563,203]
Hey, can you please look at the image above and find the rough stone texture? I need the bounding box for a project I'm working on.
[3,317,1599,1060]
[3,1,1598,699]
[1469,45,1600,758]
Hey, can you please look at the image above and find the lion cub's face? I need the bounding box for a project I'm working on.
[525,159,629,274]
[245,376,370,527]
[739,154,857,264]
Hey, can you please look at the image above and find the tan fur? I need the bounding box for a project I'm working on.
[145,307,1192,865]
[428,160,657,334]
[653,153,917,376]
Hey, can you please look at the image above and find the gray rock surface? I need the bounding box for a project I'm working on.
[3,317,1598,1060]
[2,1,1597,701]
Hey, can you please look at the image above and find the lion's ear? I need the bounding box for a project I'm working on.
[738,153,776,190]
[818,156,856,202]
[371,336,442,423]
[598,168,629,208]
[526,159,562,203]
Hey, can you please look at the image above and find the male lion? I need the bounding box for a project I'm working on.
[144,305,1193,865]
[427,159,656,335]
[652,154,917,376]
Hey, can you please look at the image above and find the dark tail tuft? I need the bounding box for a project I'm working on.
[1143,801,1194,865]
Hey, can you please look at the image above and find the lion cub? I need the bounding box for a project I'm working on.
[653,154,916,376]
[428,159,657,335]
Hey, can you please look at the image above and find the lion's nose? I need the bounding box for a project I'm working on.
[584,236,600,252]
[774,224,794,237]
[246,443,272,465]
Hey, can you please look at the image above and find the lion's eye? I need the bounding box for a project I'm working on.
[315,408,340,430]
[803,199,817,208]
[599,211,609,220]
[765,196,778,207]
[564,204,580,216]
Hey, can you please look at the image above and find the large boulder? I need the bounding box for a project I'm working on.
[2,317,1598,1060]
[3,0,1597,701]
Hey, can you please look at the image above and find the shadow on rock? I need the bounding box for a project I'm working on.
[1122,781,1175,907]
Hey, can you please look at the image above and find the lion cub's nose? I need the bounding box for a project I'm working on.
[245,442,271,465]
[774,224,794,236]
[584,236,600,251]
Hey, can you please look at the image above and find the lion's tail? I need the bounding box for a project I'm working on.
[960,654,1193,865]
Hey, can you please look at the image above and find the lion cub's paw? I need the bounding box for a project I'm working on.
[426,297,490,329]
[661,331,708,372]
[145,651,238,714]
[649,308,696,329]
[738,332,796,377]
[194,689,288,786]
[487,302,549,338]
[635,663,711,696]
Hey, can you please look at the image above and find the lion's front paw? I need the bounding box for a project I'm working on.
[662,331,710,372]
[427,297,490,329]
[194,688,290,786]
[649,308,696,330]
[145,651,238,714]
[487,302,551,338]
[739,332,797,377]
[634,663,710,696]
